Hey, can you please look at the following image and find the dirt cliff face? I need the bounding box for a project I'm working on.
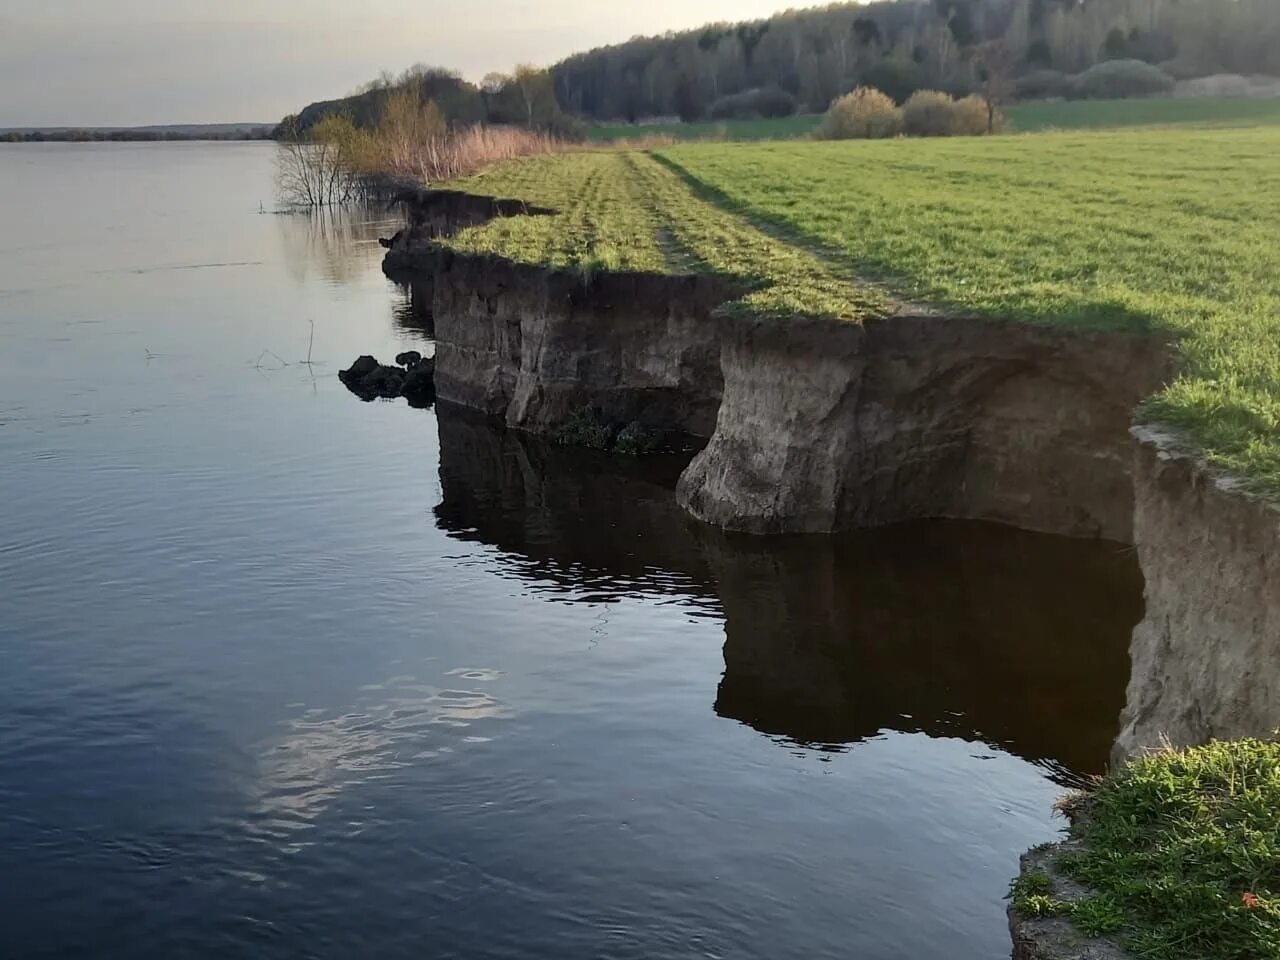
[1113,427,1280,760]
[426,249,734,440]
[676,312,1172,540]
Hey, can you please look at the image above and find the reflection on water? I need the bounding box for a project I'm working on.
[390,276,435,339]
[249,673,509,845]
[709,526,1138,780]
[276,203,401,287]
[435,409,1141,778]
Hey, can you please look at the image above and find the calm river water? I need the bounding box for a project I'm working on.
[0,142,1142,959]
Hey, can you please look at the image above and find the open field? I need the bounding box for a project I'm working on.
[586,115,818,142]
[589,97,1280,141]
[1009,96,1280,131]
[444,124,1280,494]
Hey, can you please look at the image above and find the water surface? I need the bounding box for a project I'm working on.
[0,142,1141,959]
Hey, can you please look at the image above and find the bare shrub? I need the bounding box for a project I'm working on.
[274,116,364,207]
[818,87,903,140]
[363,85,561,183]
[902,90,960,136]
[953,94,1000,134]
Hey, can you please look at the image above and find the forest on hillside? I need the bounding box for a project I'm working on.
[553,0,1279,121]
[283,0,1279,134]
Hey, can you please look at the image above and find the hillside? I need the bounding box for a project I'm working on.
[283,0,1278,133]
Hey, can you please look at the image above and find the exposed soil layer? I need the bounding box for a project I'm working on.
[425,248,738,441]
[1113,426,1280,760]
[677,312,1172,539]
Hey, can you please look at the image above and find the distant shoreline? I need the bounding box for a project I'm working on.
[1,123,274,143]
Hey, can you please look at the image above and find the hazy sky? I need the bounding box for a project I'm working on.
[0,0,793,127]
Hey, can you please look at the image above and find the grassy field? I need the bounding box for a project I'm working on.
[587,115,818,142]
[443,123,1280,494]
[1012,740,1280,959]
[589,97,1280,141]
[1009,96,1280,131]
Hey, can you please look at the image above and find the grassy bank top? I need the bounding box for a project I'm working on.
[1013,740,1280,959]
[445,150,890,321]
[440,121,1280,494]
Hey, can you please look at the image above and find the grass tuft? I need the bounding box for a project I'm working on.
[1058,740,1280,959]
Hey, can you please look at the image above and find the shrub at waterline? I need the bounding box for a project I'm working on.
[818,87,903,140]
[1013,740,1280,959]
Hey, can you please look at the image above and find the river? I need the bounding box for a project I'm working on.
[0,141,1142,959]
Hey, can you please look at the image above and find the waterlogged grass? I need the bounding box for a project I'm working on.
[1016,741,1280,960]
[445,150,886,320]
[657,127,1280,493]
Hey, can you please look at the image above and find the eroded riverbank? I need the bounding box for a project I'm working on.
[385,184,1280,764]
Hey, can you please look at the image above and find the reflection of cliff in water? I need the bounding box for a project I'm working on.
[390,277,434,339]
[433,408,1143,778]
[434,406,713,608]
[709,527,1141,779]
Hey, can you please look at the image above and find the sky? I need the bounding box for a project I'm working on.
[0,0,794,127]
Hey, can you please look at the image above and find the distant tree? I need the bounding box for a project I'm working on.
[512,64,558,127]
[972,39,1015,132]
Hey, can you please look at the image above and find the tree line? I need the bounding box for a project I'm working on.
[278,64,578,139]
[281,0,1278,135]
[552,0,1279,121]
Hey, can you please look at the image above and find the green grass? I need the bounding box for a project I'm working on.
[1007,97,1280,132]
[586,115,819,142]
[587,98,1280,143]
[656,127,1280,493]
[445,150,887,320]
[1027,741,1280,959]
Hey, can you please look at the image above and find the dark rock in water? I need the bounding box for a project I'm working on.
[342,355,380,380]
[378,229,405,250]
[339,354,433,406]
[395,350,423,369]
[401,357,436,407]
